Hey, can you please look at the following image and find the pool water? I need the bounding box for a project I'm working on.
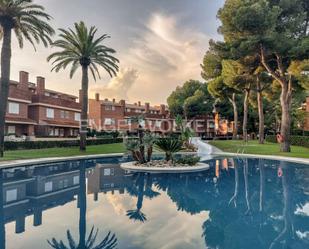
[1,156,308,249]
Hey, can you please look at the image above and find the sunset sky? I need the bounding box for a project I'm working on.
[9,0,224,104]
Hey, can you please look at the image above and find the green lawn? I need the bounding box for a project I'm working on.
[0,143,125,161]
[209,140,309,159]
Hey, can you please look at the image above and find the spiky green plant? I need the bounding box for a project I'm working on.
[155,137,183,162]
[0,0,55,157]
[47,21,119,151]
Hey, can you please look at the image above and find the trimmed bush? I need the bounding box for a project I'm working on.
[266,135,309,148]
[4,138,123,151]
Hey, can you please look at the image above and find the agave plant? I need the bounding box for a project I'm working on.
[155,137,183,162]
[123,138,141,162]
[175,115,195,150]
[143,132,156,162]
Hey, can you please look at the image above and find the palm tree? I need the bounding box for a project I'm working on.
[126,174,147,223]
[0,0,54,157]
[48,162,118,249]
[47,21,119,151]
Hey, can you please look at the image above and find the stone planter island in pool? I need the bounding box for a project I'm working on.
[120,160,210,173]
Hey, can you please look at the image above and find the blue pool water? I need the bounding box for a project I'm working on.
[0,156,308,249]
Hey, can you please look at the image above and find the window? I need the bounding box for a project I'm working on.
[125,119,131,125]
[60,110,70,119]
[46,108,54,118]
[8,126,16,135]
[105,105,115,111]
[63,179,69,188]
[44,181,53,192]
[74,112,81,121]
[103,168,114,176]
[155,120,161,128]
[8,102,19,114]
[104,118,115,125]
[6,189,17,202]
[73,176,80,185]
[126,108,131,112]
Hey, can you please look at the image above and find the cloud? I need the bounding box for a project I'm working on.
[119,12,210,104]
[90,68,138,100]
[90,12,209,104]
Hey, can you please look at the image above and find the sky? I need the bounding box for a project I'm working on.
[9,0,224,105]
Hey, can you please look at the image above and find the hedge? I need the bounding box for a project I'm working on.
[266,135,309,148]
[4,138,123,151]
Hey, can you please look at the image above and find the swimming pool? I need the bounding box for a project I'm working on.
[1,156,308,249]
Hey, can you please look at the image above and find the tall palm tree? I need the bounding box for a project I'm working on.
[0,0,54,157]
[48,162,118,249]
[47,21,119,151]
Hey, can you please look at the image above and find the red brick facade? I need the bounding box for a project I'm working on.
[5,71,81,138]
[88,93,229,138]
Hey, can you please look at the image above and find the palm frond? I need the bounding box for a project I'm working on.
[0,0,55,49]
[47,21,119,81]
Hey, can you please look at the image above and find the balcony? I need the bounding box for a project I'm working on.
[32,94,81,110]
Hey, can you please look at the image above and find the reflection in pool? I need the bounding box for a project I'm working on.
[0,157,308,249]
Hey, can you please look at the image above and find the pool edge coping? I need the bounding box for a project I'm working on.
[120,161,210,173]
[211,152,309,165]
[0,150,308,169]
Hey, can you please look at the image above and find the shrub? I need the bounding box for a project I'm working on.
[266,135,309,148]
[176,155,201,166]
[155,137,183,161]
[4,138,123,151]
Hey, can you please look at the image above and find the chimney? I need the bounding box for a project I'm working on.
[120,99,126,113]
[95,93,100,101]
[105,98,109,102]
[79,89,83,105]
[138,101,141,106]
[36,76,45,94]
[19,71,29,90]
[160,104,166,115]
[145,102,150,113]
[113,98,116,103]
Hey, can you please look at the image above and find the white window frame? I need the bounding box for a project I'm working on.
[74,112,81,121]
[104,118,115,125]
[8,102,20,114]
[46,108,54,119]
[155,120,162,128]
[6,189,17,202]
[73,176,80,185]
[8,125,16,135]
[44,181,53,192]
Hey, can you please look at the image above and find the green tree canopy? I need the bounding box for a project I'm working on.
[167,80,214,118]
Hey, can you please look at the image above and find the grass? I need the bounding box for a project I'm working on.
[209,140,309,159]
[0,143,125,161]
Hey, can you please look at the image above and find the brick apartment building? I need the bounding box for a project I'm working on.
[5,71,81,139]
[88,93,231,137]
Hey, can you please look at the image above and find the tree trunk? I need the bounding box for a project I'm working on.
[80,66,89,151]
[0,28,12,157]
[260,48,292,152]
[0,169,6,249]
[229,93,238,139]
[256,78,265,144]
[243,86,251,142]
[280,81,292,152]
[78,162,87,247]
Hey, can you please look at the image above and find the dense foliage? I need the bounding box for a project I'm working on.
[167,80,214,118]
[4,138,123,151]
